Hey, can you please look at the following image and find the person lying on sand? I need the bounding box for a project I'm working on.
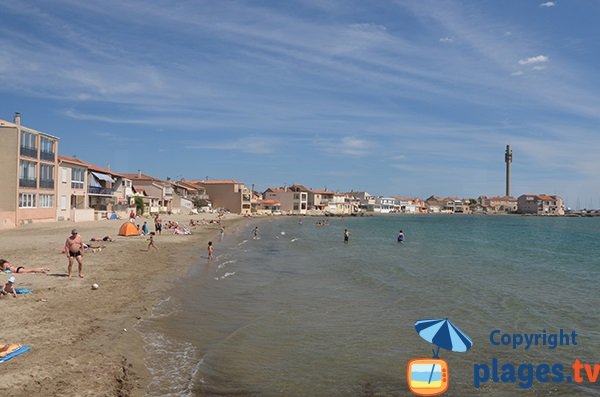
[1,276,17,298]
[0,259,49,274]
[90,235,113,242]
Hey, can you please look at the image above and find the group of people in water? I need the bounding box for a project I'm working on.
[343,228,405,243]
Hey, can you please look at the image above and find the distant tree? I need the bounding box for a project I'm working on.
[134,196,145,215]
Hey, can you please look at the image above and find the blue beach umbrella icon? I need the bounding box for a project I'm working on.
[414,318,473,384]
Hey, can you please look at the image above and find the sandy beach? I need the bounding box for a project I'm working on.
[0,213,244,397]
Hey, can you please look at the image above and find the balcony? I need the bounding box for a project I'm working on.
[71,181,85,189]
[20,146,37,158]
[19,178,37,188]
[39,179,55,189]
[40,151,55,162]
[88,186,113,196]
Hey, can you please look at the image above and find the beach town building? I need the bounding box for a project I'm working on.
[57,156,94,222]
[87,163,125,217]
[171,181,209,213]
[254,199,282,215]
[0,113,59,228]
[325,193,355,215]
[478,196,517,214]
[314,190,335,212]
[58,156,129,220]
[394,197,426,214]
[353,192,376,211]
[263,185,308,215]
[188,180,251,215]
[517,194,565,215]
[307,189,328,211]
[122,172,174,214]
[443,198,470,214]
[425,196,446,213]
[372,196,397,213]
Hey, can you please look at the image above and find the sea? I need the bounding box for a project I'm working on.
[138,215,600,397]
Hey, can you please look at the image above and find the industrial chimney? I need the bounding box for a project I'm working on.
[505,145,512,197]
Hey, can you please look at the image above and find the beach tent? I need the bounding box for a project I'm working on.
[118,222,139,237]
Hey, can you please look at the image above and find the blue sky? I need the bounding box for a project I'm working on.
[2,0,599,207]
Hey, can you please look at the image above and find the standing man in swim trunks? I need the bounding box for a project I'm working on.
[344,228,349,244]
[65,229,84,278]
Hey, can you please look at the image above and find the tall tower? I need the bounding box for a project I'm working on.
[505,145,512,197]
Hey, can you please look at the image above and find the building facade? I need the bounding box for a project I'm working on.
[517,194,565,215]
[0,114,59,228]
[190,180,251,215]
[263,186,308,215]
[57,156,94,222]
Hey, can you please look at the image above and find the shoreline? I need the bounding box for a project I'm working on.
[0,213,248,397]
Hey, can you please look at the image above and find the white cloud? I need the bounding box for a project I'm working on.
[510,71,524,76]
[188,136,278,155]
[532,65,546,71]
[539,2,556,7]
[518,55,549,65]
[439,37,453,43]
[317,136,374,157]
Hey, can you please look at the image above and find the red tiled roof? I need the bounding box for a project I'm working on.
[58,155,89,167]
[189,179,241,185]
[121,173,159,181]
[258,199,281,205]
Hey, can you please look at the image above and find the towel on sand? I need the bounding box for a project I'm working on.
[15,288,31,294]
[0,344,31,363]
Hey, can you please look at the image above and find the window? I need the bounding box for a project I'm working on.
[60,195,67,210]
[61,168,68,183]
[40,137,55,161]
[40,164,54,188]
[40,194,54,208]
[19,160,37,187]
[71,168,85,189]
[20,131,37,149]
[19,193,36,208]
[294,194,300,200]
[19,160,36,180]
[40,164,54,180]
[40,137,54,153]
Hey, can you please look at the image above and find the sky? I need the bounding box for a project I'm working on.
[1,0,599,207]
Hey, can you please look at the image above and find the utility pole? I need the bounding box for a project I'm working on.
[505,145,512,197]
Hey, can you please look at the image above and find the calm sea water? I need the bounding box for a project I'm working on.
[139,215,600,396]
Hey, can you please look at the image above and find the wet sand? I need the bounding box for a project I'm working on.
[0,213,244,397]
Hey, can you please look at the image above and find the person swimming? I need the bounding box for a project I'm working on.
[397,230,405,243]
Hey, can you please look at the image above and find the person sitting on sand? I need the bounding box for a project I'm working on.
[0,259,49,274]
[1,276,17,298]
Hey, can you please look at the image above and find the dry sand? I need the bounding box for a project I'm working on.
[0,212,245,397]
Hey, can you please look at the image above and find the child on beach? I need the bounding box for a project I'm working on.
[208,241,214,260]
[147,234,158,251]
[1,276,17,298]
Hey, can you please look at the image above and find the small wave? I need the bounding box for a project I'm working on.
[149,296,178,319]
[290,238,299,242]
[238,240,248,246]
[143,331,201,397]
[217,260,237,269]
[215,272,236,280]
